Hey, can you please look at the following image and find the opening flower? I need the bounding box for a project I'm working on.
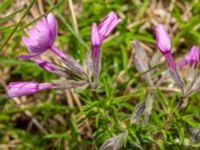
[19,13,57,60]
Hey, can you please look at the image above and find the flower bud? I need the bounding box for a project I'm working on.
[7,82,54,97]
[91,23,100,46]
[178,46,199,69]
[156,24,171,54]
[185,46,199,66]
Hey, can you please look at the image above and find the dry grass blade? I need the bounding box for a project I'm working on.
[68,0,79,34]
[0,0,36,54]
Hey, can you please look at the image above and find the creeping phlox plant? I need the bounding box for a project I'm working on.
[7,12,121,97]
[7,12,200,149]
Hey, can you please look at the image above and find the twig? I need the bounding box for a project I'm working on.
[65,90,74,108]
[68,0,79,33]
[37,0,44,15]
[25,0,40,18]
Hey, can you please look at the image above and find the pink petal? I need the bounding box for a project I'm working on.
[22,36,40,47]
[104,18,121,36]
[91,23,101,46]
[22,36,47,53]
[35,19,52,46]
[27,27,40,38]
[98,11,117,32]
[27,27,50,49]
[47,13,57,41]
[36,19,50,35]
[97,12,121,38]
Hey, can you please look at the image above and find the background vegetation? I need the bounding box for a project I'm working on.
[0,0,200,149]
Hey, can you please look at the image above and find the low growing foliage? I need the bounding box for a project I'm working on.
[1,0,200,149]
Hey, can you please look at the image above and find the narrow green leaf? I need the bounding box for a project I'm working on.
[0,7,26,23]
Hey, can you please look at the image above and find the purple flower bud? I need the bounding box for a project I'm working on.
[7,82,54,98]
[19,13,58,60]
[91,23,100,46]
[155,24,175,69]
[34,59,56,72]
[179,46,199,68]
[97,11,121,43]
[156,24,171,54]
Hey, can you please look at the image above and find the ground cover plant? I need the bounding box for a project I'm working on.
[0,0,200,149]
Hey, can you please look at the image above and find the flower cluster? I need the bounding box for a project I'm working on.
[156,24,200,106]
[130,25,200,124]
[7,12,121,97]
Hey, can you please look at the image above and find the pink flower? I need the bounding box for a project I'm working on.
[7,82,54,97]
[19,13,58,60]
[179,46,199,68]
[156,24,171,54]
